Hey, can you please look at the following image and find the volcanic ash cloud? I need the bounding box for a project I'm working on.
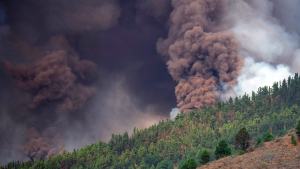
[19,127,64,161]
[2,50,97,112]
[157,0,244,113]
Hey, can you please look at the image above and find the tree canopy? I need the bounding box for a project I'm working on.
[215,139,231,159]
[234,127,250,151]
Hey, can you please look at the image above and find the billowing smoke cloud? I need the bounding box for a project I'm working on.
[170,107,180,120]
[157,0,244,113]
[223,0,300,97]
[20,127,64,161]
[3,50,97,112]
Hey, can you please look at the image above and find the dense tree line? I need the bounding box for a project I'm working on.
[2,73,300,169]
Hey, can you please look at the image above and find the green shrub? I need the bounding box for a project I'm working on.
[238,150,244,155]
[260,163,267,168]
[264,131,274,142]
[257,142,264,147]
[215,139,231,160]
[181,158,197,169]
[255,138,262,147]
[291,134,297,146]
[200,150,210,165]
[255,138,264,147]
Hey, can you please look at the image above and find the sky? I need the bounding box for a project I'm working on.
[0,0,300,165]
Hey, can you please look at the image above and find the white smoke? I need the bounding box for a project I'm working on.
[170,107,180,121]
[224,0,300,97]
[234,58,292,96]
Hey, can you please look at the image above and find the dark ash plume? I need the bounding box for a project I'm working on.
[19,127,64,161]
[2,50,97,112]
[157,0,244,113]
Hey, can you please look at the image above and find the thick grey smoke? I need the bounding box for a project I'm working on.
[3,49,97,112]
[157,0,244,113]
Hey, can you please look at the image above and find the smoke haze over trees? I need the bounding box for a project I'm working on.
[0,0,300,165]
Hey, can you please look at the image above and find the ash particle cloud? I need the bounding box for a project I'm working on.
[3,50,97,112]
[157,0,243,113]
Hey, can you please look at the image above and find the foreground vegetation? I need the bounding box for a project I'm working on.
[2,73,300,169]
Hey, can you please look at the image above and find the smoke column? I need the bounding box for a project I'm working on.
[2,39,98,160]
[19,127,64,161]
[157,0,244,113]
[158,0,300,114]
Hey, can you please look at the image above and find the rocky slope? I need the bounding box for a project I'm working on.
[198,132,300,169]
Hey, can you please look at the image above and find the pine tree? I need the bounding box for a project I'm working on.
[156,159,173,169]
[291,135,297,146]
[181,158,197,169]
[215,139,231,159]
[150,164,155,169]
[264,131,274,142]
[234,128,250,151]
[200,150,210,165]
[137,160,149,169]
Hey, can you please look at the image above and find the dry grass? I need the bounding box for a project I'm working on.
[198,133,300,169]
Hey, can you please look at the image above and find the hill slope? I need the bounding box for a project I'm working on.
[198,132,300,169]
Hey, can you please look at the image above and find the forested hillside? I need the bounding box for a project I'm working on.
[2,73,300,169]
